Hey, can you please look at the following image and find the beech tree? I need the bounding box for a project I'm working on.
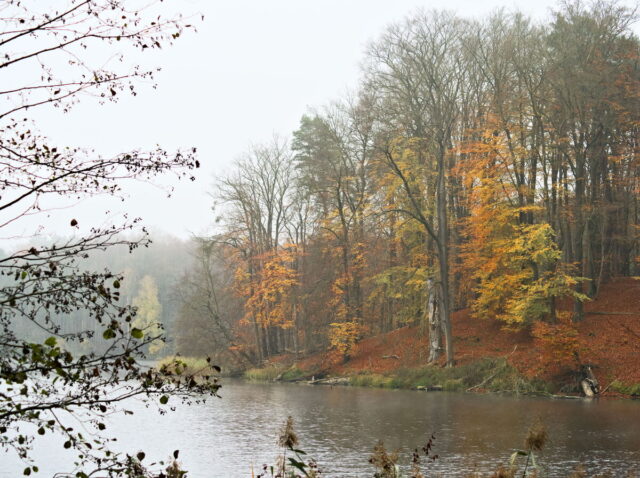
[366,11,468,366]
[456,125,586,326]
[0,2,218,476]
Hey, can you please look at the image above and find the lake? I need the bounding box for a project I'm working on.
[2,380,639,477]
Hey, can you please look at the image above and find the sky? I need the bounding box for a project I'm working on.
[3,0,637,245]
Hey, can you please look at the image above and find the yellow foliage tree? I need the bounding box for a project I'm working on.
[328,320,364,359]
[132,275,164,355]
[458,127,586,326]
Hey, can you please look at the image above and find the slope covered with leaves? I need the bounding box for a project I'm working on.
[285,278,640,395]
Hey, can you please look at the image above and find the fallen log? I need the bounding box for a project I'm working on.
[466,345,518,392]
[307,377,350,386]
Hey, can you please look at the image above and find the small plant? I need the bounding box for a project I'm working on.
[509,420,548,477]
[409,434,439,478]
[369,441,400,478]
[369,434,439,478]
[161,458,188,478]
[257,417,321,478]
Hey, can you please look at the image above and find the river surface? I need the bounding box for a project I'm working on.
[2,380,640,477]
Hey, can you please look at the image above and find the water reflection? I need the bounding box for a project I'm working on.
[1,381,639,477]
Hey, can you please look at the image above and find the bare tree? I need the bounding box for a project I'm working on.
[217,137,294,361]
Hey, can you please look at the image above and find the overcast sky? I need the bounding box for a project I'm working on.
[5,0,638,245]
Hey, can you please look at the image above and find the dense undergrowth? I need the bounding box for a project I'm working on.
[607,380,640,397]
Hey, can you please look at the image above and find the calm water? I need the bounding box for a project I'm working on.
[2,380,640,477]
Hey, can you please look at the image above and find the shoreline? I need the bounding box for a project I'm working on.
[163,356,637,400]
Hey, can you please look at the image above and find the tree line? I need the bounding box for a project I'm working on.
[175,1,639,370]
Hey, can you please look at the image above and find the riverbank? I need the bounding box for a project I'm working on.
[161,278,640,398]
[242,278,640,397]
[243,356,550,395]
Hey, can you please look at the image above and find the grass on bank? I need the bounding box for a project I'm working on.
[349,357,549,394]
[608,380,640,396]
[244,365,283,381]
[244,365,307,382]
[241,357,549,394]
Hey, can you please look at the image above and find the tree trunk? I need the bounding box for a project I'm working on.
[425,279,441,363]
[436,146,454,367]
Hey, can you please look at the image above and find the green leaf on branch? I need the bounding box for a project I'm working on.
[102,329,116,340]
[131,328,144,339]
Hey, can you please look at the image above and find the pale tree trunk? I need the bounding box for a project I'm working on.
[425,279,442,363]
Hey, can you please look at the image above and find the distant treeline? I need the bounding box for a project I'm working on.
[5,235,193,357]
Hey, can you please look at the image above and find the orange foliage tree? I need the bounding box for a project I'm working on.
[531,312,582,379]
[234,246,299,359]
